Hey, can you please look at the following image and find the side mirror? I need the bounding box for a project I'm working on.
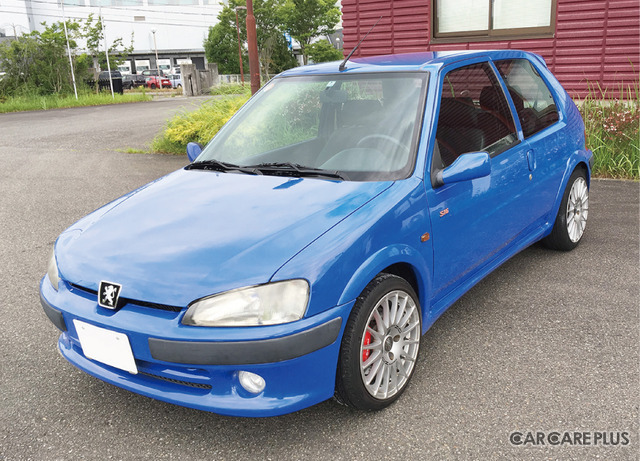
[434,151,491,187]
[186,142,203,162]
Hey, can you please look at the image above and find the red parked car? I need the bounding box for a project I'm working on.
[146,75,171,89]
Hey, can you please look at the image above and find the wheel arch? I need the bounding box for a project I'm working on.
[574,160,590,187]
[337,244,431,320]
[382,262,421,302]
[545,152,591,237]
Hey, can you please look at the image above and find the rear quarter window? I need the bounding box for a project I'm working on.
[494,59,559,138]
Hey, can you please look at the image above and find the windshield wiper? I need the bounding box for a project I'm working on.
[247,162,348,180]
[185,160,260,175]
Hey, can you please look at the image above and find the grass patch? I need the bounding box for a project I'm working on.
[118,147,149,154]
[141,87,177,93]
[0,92,152,113]
[579,83,639,179]
[210,83,251,96]
[151,94,250,154]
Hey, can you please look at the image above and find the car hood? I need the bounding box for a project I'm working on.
[56,169,392,307]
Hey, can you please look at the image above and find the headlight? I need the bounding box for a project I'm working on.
[182,280,309,327]
[47,248,60,291]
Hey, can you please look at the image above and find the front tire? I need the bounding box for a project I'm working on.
[336,273,421,410]
[543,168,589,251]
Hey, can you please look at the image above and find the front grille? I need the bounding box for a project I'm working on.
[139,371,212,390]
[70,283,98,295]
[69,283,184,312]
[127,299,183,313]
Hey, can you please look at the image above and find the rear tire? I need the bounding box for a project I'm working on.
[335,273,421,410]
[150,83,157,89]
[543,168,589,251]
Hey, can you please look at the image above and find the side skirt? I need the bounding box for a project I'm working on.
[421,223,550,334]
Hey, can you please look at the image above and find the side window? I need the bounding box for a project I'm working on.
[495,59,559,138]
[434,62,518,170]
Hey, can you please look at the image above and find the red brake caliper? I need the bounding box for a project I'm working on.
[362,330,372,362]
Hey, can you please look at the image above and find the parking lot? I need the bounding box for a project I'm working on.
[0,99,638,460]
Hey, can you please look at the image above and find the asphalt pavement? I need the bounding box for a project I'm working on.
[0,98,638,460]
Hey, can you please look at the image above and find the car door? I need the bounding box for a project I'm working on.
[424,60,536,303]
[494,58,566,225]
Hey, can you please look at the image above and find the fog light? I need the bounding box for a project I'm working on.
[238,371,265,394]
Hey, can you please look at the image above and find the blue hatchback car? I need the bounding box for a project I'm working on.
[41,50,592,417]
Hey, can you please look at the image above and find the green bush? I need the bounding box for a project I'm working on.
[210,83,251,96]
[0,18,132,99]
[151,94,250,154]
[580,83,639,179]
[307,40,343,63]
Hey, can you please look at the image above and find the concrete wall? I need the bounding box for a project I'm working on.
[181,63,219,96]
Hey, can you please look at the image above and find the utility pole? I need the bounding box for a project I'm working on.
[234,6,246,86]
[60,1,78,99]
[245,0,260,95]
[100,9,114,99]
[151,29,159,72]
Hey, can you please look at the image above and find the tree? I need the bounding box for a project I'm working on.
[203,0,297,79]
[0,16,132,97]
[252,0,297,79]
[307,39,342,63]
[0,20,85,96]
[281,0,340,65]
[204,21,247,75]
[261,33,297,77]
[83,14,133,70]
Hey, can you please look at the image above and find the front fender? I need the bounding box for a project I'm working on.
[271,177,433,320]
[337,244,431,318]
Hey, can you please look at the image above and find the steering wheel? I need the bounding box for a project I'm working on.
[356,134,410,155]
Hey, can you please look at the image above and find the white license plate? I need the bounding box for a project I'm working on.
[73,320,138,374]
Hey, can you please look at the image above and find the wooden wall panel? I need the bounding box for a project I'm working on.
[341,0,639,97]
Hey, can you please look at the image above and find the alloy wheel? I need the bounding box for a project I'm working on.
[566,176,589,243]
[360,290,421,400]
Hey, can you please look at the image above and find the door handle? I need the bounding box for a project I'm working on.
[526,150,536,171]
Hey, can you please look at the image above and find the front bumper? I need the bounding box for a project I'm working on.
[40,277,352,417]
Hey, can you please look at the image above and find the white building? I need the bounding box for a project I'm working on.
[0,0,224,73]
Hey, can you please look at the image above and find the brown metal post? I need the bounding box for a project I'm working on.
[234,6,246,86]
[245,0,260,95]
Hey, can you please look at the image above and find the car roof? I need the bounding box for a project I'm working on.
[279,49,546,76]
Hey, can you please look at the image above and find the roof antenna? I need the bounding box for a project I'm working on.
[339,16,383,72]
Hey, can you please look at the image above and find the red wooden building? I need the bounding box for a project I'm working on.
[341,0,639,97]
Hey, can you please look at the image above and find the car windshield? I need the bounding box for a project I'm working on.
[196,73,428,181]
